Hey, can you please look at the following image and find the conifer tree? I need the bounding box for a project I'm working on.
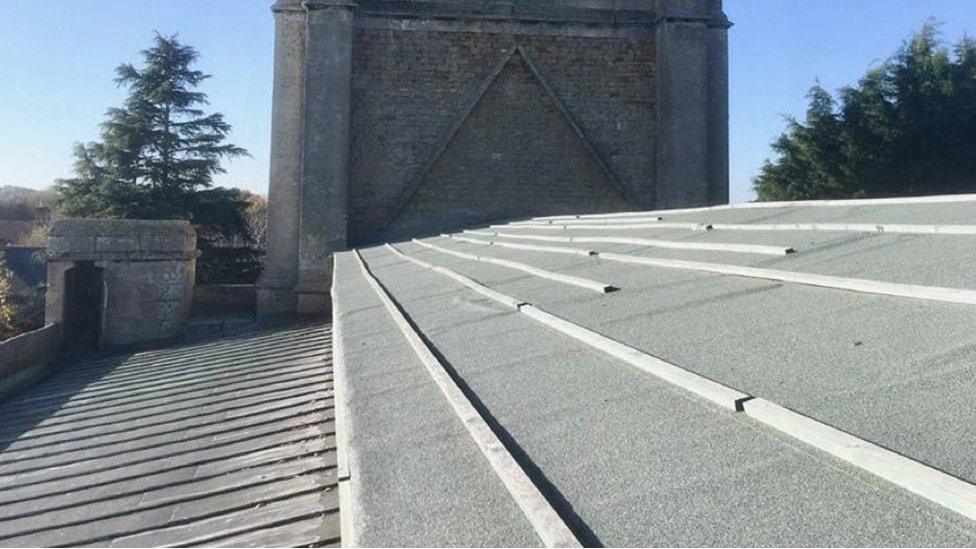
[755,22,976,201]
[57,34,258,282]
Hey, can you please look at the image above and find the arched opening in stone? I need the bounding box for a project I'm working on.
[63,261,105,349]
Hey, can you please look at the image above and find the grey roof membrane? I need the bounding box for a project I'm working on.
[334,197,976,546]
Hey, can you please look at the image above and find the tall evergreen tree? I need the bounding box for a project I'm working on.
[754,22,976,201]
[57,34,258,282]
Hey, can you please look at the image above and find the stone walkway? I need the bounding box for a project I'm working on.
[0,323,337,548]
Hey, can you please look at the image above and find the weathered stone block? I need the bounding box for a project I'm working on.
[140,232,195,252]
[96,235,138,253]
[48,235,95,257]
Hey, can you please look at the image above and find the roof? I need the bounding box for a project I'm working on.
[0,323,338,547]
[2,246,45,287]
[332,193,976,546]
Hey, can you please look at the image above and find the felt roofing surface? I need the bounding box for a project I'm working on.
[333,194,976,546]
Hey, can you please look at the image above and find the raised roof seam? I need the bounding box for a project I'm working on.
[381,245,976,525]
[353,249,582,548]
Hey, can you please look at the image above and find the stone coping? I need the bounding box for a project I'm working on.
[48,219,197,260]
[278,0,729,26]
[0,323,60,402]
[49,218,193,238]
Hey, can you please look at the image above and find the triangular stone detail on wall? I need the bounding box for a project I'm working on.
[388,50,631,234]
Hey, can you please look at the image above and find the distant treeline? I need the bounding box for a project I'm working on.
[0,186,56,221]
[0,202,35,221]
[755,22,976,201]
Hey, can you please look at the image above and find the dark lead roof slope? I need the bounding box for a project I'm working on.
[0,324,338,548]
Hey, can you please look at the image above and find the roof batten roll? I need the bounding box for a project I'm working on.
[744,398,976,522]
[597,253,976,306]
[532,192,976,220]
[708,222,976,235]
[448,234,596,257]
[384,246,976,526]
[497,221,976,236]
[491,222,709,231]
[471,231,794,256]
[385,244,524,309]
[353,249,581,548]
[412,239,616,294]
[468,232,976,305]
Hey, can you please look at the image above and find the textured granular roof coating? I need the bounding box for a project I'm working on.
[333,255,541,547]
[335,196,976,546]
[0,323,338,548]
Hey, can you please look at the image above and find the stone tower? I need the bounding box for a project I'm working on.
[258,0,731,317]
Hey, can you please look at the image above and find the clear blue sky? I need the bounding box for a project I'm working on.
[1,1,973,203]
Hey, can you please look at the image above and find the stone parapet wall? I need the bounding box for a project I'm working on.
[193,284,257,318]
[0,323,60,401]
